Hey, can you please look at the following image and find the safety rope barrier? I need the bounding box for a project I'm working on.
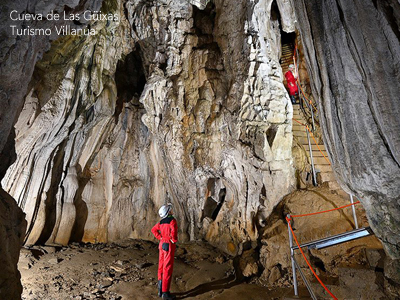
[286,200,361,299]
[287,201,360,221]
[286,216,338,300]
[292,118,331,166]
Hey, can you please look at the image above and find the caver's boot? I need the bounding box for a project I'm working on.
[158,280,162,297]
[162,291,176,300]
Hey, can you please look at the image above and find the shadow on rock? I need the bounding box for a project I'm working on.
[174,257,244,299]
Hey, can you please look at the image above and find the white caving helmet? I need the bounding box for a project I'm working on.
[289,64,295,70]
[158,204,172,219]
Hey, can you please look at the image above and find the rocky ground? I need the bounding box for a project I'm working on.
[19,239,296,300]
[18,187,397,300]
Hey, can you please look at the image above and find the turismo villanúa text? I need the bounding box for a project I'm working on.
[9,10,119,36]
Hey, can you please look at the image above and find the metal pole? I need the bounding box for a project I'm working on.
[307,128,317,186]
[299,86,304,110]
[287,215,298,296]
[350,194,359,229]
[310,105,316,132]
[293,258,318,300]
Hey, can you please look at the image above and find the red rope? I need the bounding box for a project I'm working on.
[305,125,331,166]
[286,217,338,300]
[298,84,318,111]
[292,118,306,127]
[288,201,360,220]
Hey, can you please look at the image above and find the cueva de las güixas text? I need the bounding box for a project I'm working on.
[9,10,119,22]
[9,10,119,36]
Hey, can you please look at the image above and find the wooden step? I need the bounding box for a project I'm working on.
[292,117,305,122]
[292,122,305,127]
[314,165,332,173]
[293,130,308,137]
[296,137,318,145]
[312,150,329,157]
[305,144,326,151]
[300,146,327,155]
[313,157,331,165]
[292,116,304,121]
[292,126,306,132]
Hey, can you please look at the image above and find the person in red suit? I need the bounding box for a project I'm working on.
[285,64,298,104]
[151,204,178,300]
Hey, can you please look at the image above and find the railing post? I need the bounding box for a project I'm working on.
[299,88,304,110]
[307,128,318,186]
[310,104,316,132]
[349,194,359,229]
[287,215,298,296]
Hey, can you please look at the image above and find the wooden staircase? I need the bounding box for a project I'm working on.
[281,43,294,74]
[292,104,341,191]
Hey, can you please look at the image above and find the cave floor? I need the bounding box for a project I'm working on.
[19,240,297,300]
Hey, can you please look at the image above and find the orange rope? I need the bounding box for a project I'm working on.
[292,118,306,127]
[288,201,360,220]
[286,217,338,300]
[298,84,318,111]
[305,125,331,166]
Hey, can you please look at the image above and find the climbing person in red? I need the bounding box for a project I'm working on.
[285,64,299,104]
[151,204,178,300]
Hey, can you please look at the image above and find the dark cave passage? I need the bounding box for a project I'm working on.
[114,45,147,123]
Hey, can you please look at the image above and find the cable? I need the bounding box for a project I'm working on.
[287,201,360,220]
[305,125,331,166]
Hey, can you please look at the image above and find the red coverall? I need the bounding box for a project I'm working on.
[285,70,298,96]
[151,216,178,293]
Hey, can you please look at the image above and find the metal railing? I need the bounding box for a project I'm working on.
[293,45,320,186]
[286,200,373,299]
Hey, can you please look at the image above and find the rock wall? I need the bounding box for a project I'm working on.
[0,0,102,298]
[292,0,400,258]
[2,0,296,256]
[0,189,26,299]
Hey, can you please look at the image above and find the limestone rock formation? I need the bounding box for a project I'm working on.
[0,0,101,299]
[2,0,295,258]
[0,0,102,297]
[292,0,400,258]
